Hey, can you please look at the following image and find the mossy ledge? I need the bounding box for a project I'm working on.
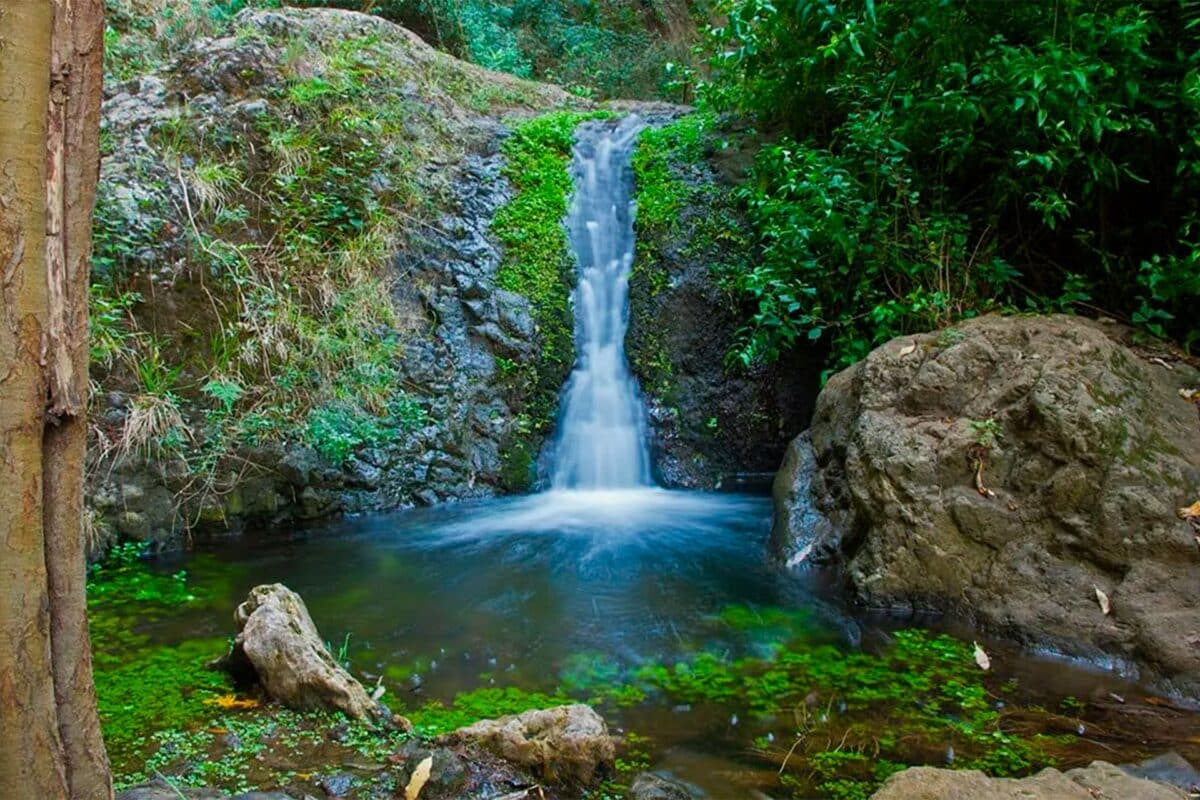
[491,110,611,489]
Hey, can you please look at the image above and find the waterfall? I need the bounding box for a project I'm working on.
[549,116,653,490]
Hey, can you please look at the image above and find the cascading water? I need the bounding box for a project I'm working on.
[550,116,653,490]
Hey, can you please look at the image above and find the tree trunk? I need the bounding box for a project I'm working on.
[0,2,112,798]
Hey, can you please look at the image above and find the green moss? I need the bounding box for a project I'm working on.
[490,110,610,489]
[632,114,710,237]
[402,686,569,736]
[627,114,749,405]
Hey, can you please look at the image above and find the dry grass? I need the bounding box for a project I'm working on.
[118,393,187,461]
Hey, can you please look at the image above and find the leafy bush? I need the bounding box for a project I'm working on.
[702,0,1200,366]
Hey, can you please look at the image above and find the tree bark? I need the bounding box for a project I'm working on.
[0,1,112,798]
[44,3,112,798]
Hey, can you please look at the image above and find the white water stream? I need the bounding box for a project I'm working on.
[550,116,654,490]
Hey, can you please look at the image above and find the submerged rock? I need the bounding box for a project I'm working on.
[871,762,1187,799]
[437,703,616,785]
[1122,752,1200,794]
[115,782,227,800]
[773,314,1200,695]
[629,772,695,799]
[221,584,388,722]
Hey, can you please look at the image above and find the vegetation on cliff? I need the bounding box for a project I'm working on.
[91,2,580,539]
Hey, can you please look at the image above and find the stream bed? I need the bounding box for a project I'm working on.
[93,489,1200,798]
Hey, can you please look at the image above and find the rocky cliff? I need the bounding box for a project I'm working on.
[87,8,581,550]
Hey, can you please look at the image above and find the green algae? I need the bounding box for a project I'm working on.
[88,555,1070,799]
[88,544,234,776]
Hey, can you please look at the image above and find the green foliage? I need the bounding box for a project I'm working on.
[303,397,424,466]
[201,377,244,414]
[551,623,1053,795]
[90,284,142,370]
[287,0,706,99]
[490,111,609,488]
[970,418,1003,449]
[94,639,233,772]
[103,0,273,80]
[702,0,1200,367]
[403,686,568,735]
[88,544,229,773]
[632,114,710,236]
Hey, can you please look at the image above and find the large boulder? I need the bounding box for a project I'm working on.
[773,314,1200,695]
[223,584,386,722]
[870,762,1186,799]
[437,704,616,785]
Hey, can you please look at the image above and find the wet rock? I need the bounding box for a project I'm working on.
[318,772,355,797]
[871,762,1187,799]
[222,584,385,721]
[1122,752,1200,793]
[116,781,228,800]
[775,314,1200,695]
[438,704,616,785]
[629,772,695,799]
[393,741,469,795]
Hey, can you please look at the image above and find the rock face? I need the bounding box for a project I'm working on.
[438,704,616,785]
[871,762,1187,799]
[86,8,579,550]
[625,123,819,489]
[773,315,1200,695]
[223,584,384,721]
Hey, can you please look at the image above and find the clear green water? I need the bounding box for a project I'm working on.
[91,490,1200,798]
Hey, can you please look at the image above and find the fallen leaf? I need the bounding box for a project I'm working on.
[1177,501,1200,520]
[1150,357,1173,370]
[406,755,433,800]
[203,694,260,710]
[1180,388,1199,402]
[1094,586,1112,616]
[899,342,917,357]
[371,683,386,702]
[973,642,990,671]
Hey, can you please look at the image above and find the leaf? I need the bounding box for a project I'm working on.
[1178,501,1200,520]
[202,694,259,710]
[973,642,990,671]
[899,342,917,357]
[405,756,433,800]
[1094,586,1111,616]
